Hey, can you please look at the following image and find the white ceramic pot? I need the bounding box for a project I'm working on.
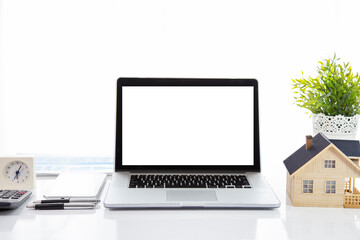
[312,113,360,140]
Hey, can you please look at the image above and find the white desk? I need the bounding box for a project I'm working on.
[1,171,360,240]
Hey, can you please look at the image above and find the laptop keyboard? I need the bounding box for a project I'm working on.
[129,174,251,189]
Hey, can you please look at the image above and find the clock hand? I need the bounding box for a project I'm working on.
[13,165,23,180]
[14,173,19,180]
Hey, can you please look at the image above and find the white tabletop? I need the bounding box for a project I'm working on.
[1,169,360,240]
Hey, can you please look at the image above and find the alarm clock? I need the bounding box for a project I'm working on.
[0,157,35,190]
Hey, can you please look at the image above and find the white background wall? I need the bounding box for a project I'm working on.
[0,0,360,173]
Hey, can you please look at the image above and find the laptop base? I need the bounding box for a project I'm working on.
[104,172,280,209]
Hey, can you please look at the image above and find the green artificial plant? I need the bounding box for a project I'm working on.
[292,54,360,117]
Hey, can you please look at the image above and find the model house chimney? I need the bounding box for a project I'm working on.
[306,135,313,150]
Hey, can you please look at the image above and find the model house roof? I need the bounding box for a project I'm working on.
[283,133,332,175]
[329,139,360,158]
[284,133,360,175]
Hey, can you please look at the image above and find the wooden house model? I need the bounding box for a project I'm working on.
[283,133,360,208]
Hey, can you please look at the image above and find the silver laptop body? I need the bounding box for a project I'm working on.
[104,78,280,209]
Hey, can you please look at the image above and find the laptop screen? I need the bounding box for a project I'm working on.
[116,78,260,172]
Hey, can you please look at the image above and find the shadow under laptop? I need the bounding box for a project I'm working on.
[104,208,281,240]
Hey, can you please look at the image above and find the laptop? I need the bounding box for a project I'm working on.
[104,78,280,208]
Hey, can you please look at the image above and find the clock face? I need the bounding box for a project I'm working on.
[5,161,30,184]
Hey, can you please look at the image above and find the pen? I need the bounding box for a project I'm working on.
[26,203,96,210]
[33,198,101,204]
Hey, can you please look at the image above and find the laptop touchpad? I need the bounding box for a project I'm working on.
[166,190,217,201]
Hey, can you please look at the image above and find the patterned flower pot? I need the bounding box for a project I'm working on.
[313,113,359,140]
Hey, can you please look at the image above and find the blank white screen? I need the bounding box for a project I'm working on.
[122,86,254,165]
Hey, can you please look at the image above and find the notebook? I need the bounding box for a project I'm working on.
[104,78,280,208]
[44,173,107,199]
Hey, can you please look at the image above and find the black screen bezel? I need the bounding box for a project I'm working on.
[115,77,260,172]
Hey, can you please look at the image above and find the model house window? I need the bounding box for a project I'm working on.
[303,180,313,193]
[326,181,336,194]
[324,160,335,168]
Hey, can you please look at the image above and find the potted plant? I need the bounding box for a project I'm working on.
[292,54,360,139]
